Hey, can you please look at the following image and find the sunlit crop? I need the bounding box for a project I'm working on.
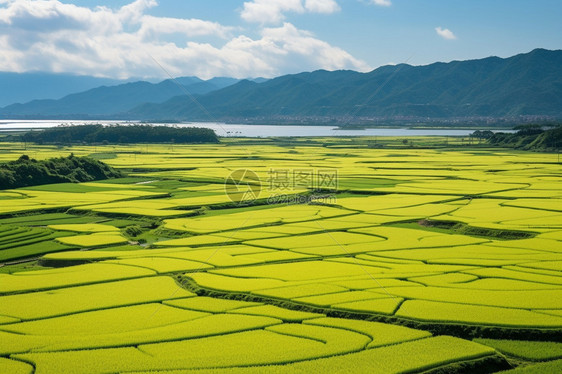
[0,141,560,372]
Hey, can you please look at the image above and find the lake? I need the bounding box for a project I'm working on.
[0,120,513,137]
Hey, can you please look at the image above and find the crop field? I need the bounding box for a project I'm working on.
[0,139,560,373]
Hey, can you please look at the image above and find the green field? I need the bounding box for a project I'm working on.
[0,139,560,373]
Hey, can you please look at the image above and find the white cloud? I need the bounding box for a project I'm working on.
[241,0,339,24]
[370,0,391,7]
[138,16,232,40]
[435,26,457,40]
[0,0,368,79]
[153,23,370,79]
[304,0,340,14]
[119,0,157,23]
[258,23,369,72]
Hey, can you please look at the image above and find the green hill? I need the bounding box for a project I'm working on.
[0,154,123,190]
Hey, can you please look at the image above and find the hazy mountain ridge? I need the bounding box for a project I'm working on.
[129,49,562,121]
[1,49,561,122]
[0,72,128,107]
[0,76,242,117]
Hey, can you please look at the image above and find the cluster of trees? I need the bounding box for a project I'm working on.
[0,154,123,189]
[469,130,495,139]
[21,124,219,144]
[488,124,562,150]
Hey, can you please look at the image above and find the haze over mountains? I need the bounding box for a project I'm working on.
[0,72,127,108]
[1,49,561,123]
[0,76,244,117]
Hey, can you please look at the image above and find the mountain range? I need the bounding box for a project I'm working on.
[0,72,127,107]
[1,49,561,122]
[0,76,243,117]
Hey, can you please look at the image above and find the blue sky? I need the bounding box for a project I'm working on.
[0,0,560,79]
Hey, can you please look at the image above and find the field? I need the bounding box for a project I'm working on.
[0,139,560,373]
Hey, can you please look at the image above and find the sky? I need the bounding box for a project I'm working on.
[0,0,561,80]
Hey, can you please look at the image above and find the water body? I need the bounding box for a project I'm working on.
[0,120,513,137]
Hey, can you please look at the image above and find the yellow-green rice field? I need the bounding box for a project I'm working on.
[0,139,560,373]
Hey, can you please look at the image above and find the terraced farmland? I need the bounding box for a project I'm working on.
[0,139,560,373]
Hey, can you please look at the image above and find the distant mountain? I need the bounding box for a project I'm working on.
[0,76,241,117]
[2,49,561,122]
[129,49,562,122]
[0,72,127,107]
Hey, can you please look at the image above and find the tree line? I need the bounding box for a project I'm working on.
[20,124,219,144]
